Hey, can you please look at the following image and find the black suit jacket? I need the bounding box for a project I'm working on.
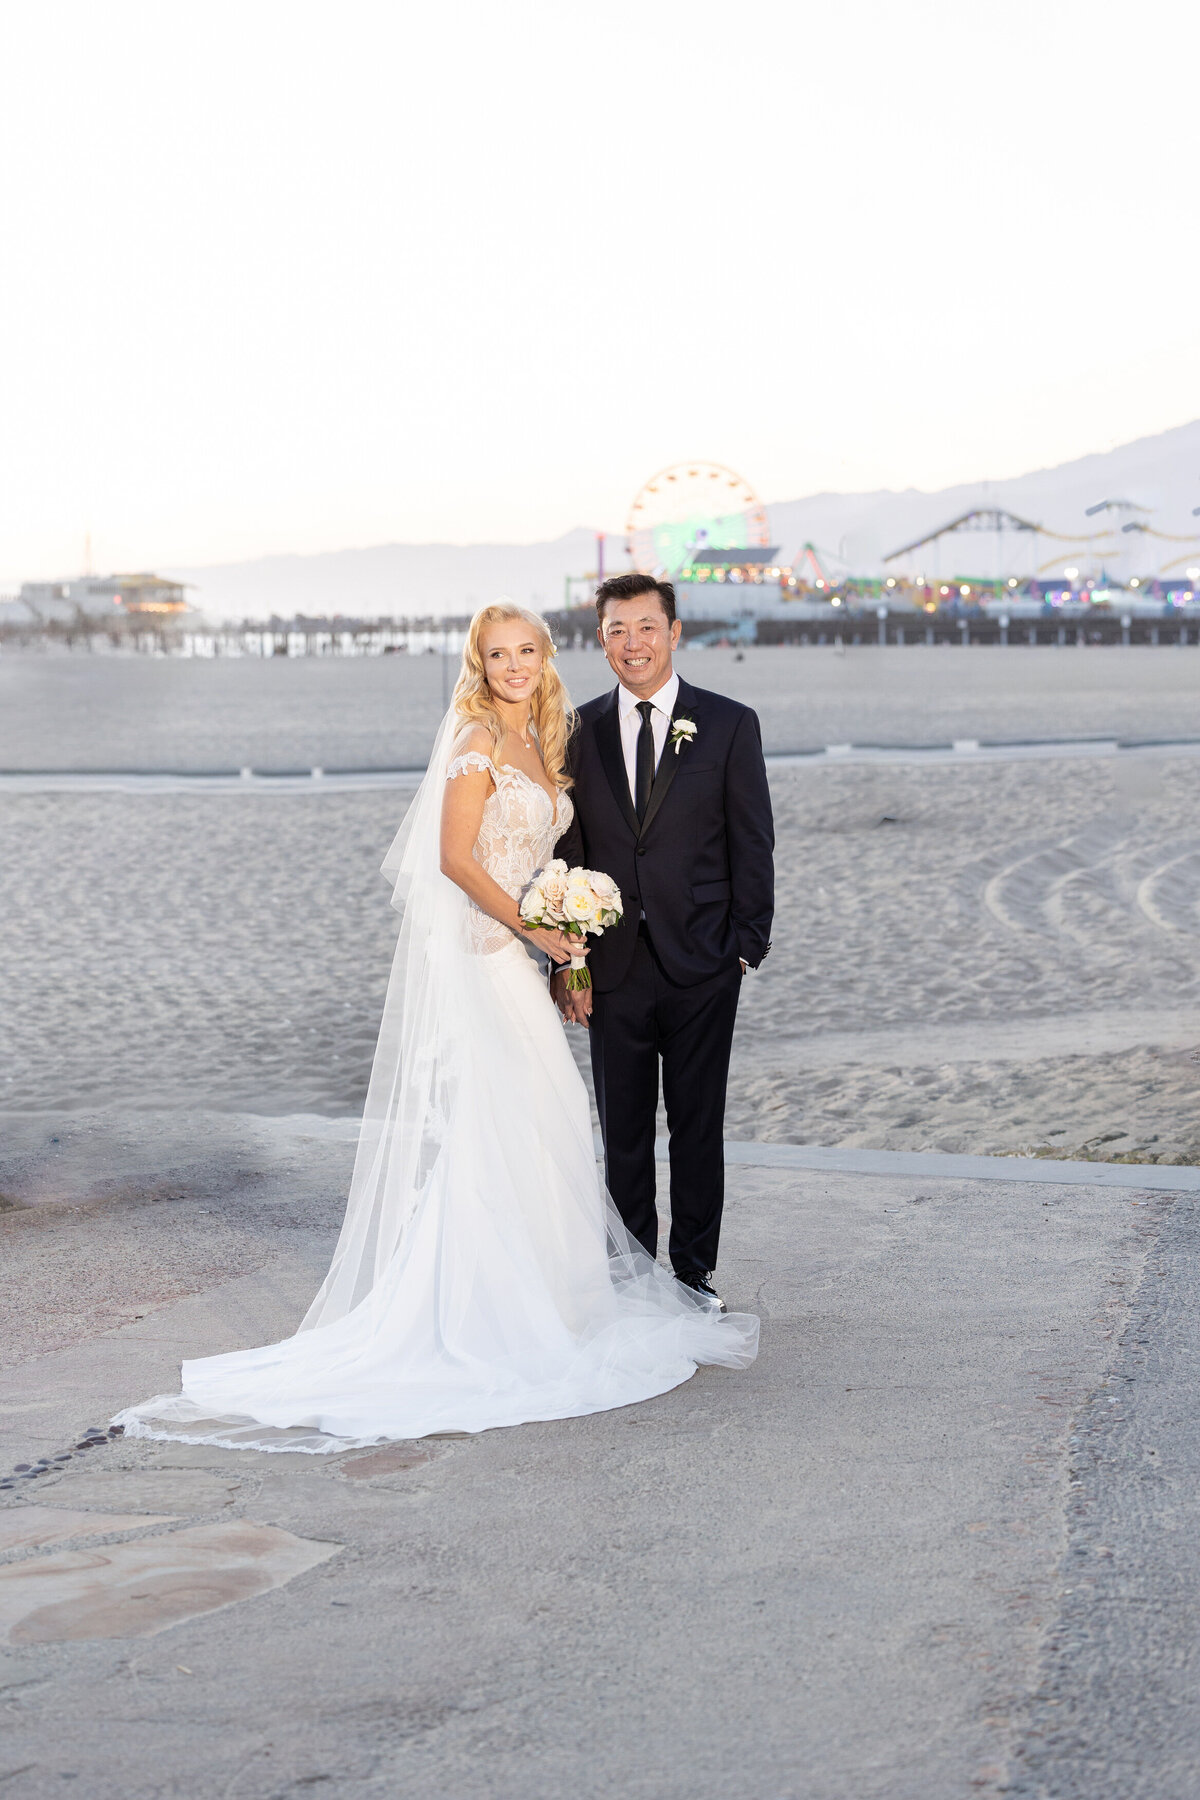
[555,677,775,992]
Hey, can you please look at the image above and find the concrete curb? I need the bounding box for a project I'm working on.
[3,735,1200,792]
[233,1117,1200,1194]
[670,1138,1200,1191]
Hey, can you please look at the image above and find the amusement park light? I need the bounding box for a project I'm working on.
[940,585,950,596]
[1008,577,1018,587]
[830,596,842,607]
[1188,567,1200,580]
[960,584,971,596]
[815,579,825,589]
[1064,567,1079,581]
[1130,577,1140,587]
[885,577,896,588]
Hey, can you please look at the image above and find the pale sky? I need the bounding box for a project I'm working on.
[3,0,1199,581]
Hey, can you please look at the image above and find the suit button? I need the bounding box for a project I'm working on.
[636,847,646,856]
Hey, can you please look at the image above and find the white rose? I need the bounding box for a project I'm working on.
[542,872,569,910]
[543,858,569,878]
[589,870,618,901]
[520,886,547,921]
[563,889,596,922]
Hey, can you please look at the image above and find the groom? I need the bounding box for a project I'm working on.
[553,573,774,1307]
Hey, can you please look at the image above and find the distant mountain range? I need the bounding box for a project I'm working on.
[171,420,1200,620]
[169,529,606,625]
[764,418,1200,583]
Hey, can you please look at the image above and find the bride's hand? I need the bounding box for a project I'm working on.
[524,926,583,966]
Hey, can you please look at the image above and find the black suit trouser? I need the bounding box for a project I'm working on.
[588,927,741,1276]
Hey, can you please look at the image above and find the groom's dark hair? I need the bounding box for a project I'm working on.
[594,571,677,625]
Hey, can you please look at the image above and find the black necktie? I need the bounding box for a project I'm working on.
[634,700,655,821]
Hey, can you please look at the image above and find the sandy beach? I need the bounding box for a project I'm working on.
[3,648,1197,1168]
[734,749,1200,1162]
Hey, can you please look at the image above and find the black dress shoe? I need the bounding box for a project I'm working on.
[674,1269,727,1313]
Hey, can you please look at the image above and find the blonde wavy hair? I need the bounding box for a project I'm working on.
[452,602,575,789]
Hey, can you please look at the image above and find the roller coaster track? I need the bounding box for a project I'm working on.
[1119,521,1200,542]
[1114,522,1200,575]
[884,507,1114,565]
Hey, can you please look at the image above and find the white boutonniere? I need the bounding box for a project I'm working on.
[669,716,697,756]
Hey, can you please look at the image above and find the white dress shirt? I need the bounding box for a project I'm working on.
[617,671,679,806]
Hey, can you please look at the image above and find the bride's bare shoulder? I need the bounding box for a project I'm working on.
[451,722,492,755]
[446,723,495,780]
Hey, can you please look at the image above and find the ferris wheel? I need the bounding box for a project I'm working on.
[624,462,770,575]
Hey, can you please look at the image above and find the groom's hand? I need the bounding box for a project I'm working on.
[551,969,592,1026]
[566,986,593,1024]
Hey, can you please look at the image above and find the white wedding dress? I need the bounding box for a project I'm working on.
[114,713,757,1452]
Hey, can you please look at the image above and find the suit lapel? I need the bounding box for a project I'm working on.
[638,677,697,841]
[594,687,640,838]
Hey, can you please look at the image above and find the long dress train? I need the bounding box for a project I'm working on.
[113,716,757,1453]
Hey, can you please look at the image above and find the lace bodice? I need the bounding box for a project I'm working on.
[446,751,574,954]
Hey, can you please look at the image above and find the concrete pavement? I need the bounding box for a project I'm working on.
[1,1140,1188,1797]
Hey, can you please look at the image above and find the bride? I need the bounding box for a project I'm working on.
[115,603,757,1452]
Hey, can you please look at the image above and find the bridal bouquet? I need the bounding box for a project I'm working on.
[519,860,623,990]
